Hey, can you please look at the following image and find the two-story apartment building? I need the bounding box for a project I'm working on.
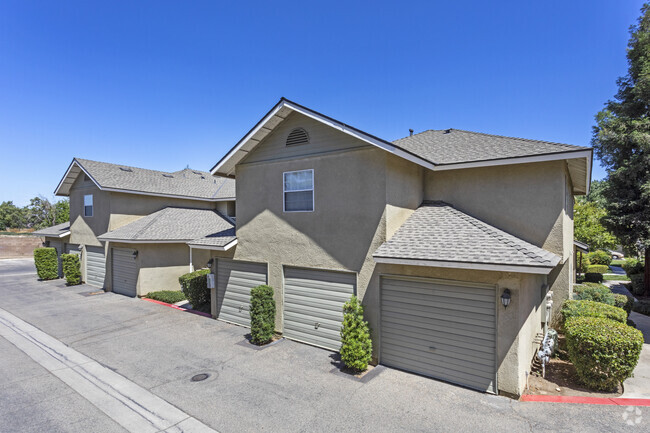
[50,158,236,296]
[206,98,592,396]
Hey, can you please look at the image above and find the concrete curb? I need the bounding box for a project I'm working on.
[520,394,650,406]
[141,298,212,318]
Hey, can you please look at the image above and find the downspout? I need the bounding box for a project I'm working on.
[189,246,194,272]
[537,281,556,378]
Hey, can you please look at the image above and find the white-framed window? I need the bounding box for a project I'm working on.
[84,194,93,217]
[283,169,314,212]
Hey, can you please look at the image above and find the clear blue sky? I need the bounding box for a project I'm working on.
[0,1,644,206]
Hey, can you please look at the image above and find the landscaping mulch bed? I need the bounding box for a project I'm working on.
[527,348,622,398]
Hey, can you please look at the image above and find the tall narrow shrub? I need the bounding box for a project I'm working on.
[250,285,275,344]
[178,269,210,307]
[340,296,372,372]
[61,253,81,285]
[33,247,58,280]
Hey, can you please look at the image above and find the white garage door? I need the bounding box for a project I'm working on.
[216,259,267,327]
[380,276,497,393]
[85,245,106,288]
[112,248,138,297]
[283,267,355,351]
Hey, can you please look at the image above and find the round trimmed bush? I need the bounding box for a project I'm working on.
[33,247,58,280]
[572,284,615,305]
[629,273,645,296]
[614,294,634,318]
[340,295,372,372]
[565,317,643,391]
[250,285,276,344]
[561,300,627,325]
[588,250,613,266]
[587,265,609,274]
[178,269,210,308]
[622,258,644,275]
[584,272,604,283]
[145,290,186,304]
[61,253,81,285]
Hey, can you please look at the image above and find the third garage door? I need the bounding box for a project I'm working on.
[112,248,138,297]
[380,276,497,393]
[283,267,355,351]
[216,259,267,327]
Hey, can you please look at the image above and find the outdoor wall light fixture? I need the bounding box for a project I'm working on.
[132,250,138,259]
[501,289,512,308]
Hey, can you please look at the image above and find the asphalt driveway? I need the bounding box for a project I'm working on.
[0,258,644,432]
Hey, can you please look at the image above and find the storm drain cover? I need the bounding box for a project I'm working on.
[191,373,210,382]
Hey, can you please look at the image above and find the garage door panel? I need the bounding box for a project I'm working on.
[85,246,106,288]
[381,276,496,393]
[383,279,495,302]
[382,292,494,316]
[382,303,495,329]
[283,267,355,351]
[112,248,137,297]
[382,314,496,344]
[381,344,496,379]
[217,259,267,327]
[381,352,495,389]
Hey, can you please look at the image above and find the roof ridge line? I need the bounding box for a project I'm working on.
[439,128,585,149]
[131,207,169,238]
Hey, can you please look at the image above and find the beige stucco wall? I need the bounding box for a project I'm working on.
[108,242,211,296]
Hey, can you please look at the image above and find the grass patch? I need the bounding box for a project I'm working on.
[603,274,631,281]
[610,259,625,266]
[144,290,186,304]
[0,231,34,236]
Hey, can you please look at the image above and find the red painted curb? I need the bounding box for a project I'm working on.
[520,394,650,406]
[142,297,212,318]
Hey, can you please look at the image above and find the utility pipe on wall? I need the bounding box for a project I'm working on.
[189,246,194,273]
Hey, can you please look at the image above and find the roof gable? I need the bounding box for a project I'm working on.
[210,99,592,194]
[55,158,235,201]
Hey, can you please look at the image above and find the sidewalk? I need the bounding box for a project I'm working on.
[623,312,650,399]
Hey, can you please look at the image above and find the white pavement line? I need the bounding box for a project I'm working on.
[0,308,218,433]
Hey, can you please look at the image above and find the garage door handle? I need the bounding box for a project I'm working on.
[314,322,320,329]
[239,305,244,312]
[429,346,436,351]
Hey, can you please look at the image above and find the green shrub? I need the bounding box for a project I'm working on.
[633,299,650,316]
[587,265,609,274]
[33,247,58,280]
[629,273,646,296]
[622,258,644,275]
[561,300,627,325]
[61,253,81,285]
[588,250,613,266]
[340,295,373,372]
[573,284,614,305]
[584,272,604,283]
[565,317,643,391]
[577,254,591,273]
[249,285,276,344]
[145,290,186,304]
[178,269,210,308]
[614,294,634,318]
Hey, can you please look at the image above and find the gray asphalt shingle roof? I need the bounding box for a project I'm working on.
[392,129,588,166]
[31,222,70,238]
[374,201,561,270]
[70,159,235,200]
[98,207,235,247]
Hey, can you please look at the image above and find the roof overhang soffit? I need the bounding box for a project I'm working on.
[54,159,101,196]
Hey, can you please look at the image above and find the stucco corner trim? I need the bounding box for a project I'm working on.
[373,256,555,275]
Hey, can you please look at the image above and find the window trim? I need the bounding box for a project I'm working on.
[84,194,94,217]
[283,169,314,213]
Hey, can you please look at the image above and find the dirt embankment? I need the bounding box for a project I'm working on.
[0,235,43,259]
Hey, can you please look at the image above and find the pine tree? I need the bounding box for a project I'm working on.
[592,3,650,295]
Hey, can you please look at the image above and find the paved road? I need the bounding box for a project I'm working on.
[0,259,646,432]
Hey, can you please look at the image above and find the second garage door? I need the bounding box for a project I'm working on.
[216,259,267,327]
[112,248,138,297]
[283,267,355,351]
[380,276,497,393]
[85,245,106,288]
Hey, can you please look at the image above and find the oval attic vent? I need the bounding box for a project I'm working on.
[286,128,309,146]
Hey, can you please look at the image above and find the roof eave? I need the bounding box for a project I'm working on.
[186,239,238,251]
[373,256,557,275]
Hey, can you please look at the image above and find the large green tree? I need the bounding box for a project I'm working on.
[0,201,26,230]
[574,200,618,251]
[592,3,650,295]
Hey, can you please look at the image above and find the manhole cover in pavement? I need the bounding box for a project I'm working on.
[191,373,210,382]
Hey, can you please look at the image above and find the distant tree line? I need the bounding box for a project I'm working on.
[0,197,69,231]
